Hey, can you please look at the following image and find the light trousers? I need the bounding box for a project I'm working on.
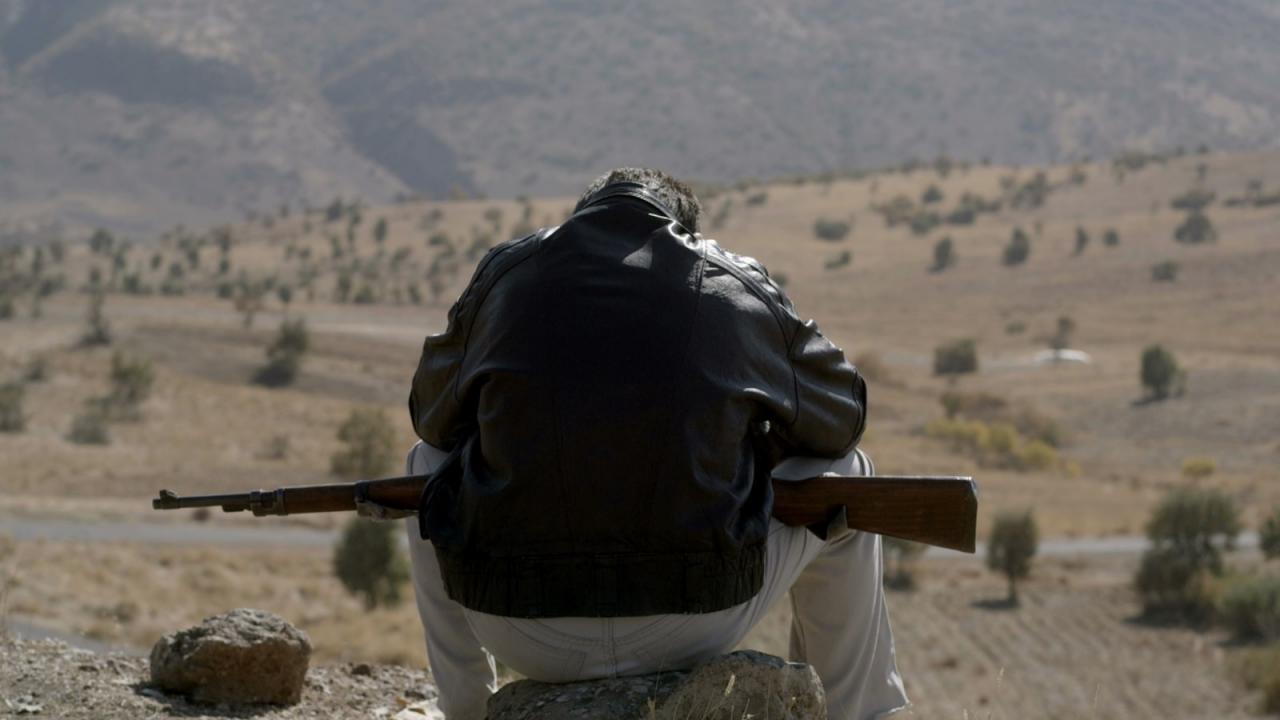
[404,442,908,720]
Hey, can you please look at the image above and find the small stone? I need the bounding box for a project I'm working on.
[352,662,373,677]
[148,608,311,706]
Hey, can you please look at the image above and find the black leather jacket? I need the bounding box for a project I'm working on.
[409,182,866,618]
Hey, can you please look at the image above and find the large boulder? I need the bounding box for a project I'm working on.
[149,608,311,705]
[486,650,826,720]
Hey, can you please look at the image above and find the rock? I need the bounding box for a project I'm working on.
[148,608,311,705]
[486,650,826,720]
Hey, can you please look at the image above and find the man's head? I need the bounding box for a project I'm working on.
[575,167,702,233]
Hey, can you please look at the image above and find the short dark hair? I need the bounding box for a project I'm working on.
[576,167,702,232]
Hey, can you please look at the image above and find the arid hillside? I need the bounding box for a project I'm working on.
[3,0,1280,235]
[2,149,1279,717]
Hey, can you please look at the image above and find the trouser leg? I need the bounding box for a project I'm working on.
[404,442,496,720]
[777,449,908,720]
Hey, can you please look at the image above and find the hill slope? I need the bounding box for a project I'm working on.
[2,0,1280,235]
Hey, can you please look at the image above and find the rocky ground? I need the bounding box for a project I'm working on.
[0,637,443,719]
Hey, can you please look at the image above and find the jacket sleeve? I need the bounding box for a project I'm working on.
[729,251,866,459]
[408,236,531,449]
[776,316,867,458]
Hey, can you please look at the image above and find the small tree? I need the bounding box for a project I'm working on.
[67,402,110,445]
[930,237,954,273]
[108,351,154,418]
[987,510,1038,605]
[256,318,309,387]
[372,217,389,246]
[1049,316,1075,352]
[1174,211,1217,244]
[1136,487,1239,619]
[1002,228,1030,266]
[333,517,409,609]
[813,218,851,242]
[934,339,978,377]
[1261,507,1280,560]
[883,537,927,590]
[330,408,396,478]
[79,290,112,347]
[1073,227,1089,256]
[1151,261,1179,282]
[0,382,25,433]
[1141,345,1183,399]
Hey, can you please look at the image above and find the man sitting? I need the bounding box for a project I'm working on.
[403,168,907,720]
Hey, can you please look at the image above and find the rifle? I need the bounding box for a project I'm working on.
[153,474,978,553]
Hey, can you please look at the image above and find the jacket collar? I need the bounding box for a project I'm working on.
[574,181,683,229]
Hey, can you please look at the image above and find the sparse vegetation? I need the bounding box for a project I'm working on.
[67,403,110,445]
[1152,260,1180,282]
[987,510,1038,605]
[107,351,154,419]
[1136,487,1239,620]
[1049,316,1075,352]
[256,318,309,387]
[0,382,25,433]
[79,290,112,347]
[1174,210,1217,244]
[333,518,409,610]
[1180,457,1215,480]
[824,250,851,270]
[1218,574,1280,642]
[1141,344,1184,399]
[883,537,926,590]
[1261,508,1280,560]
[812,218,851,242]
[330,409,397,479]
[1002,227,1031,266]
[933,339,978,377]
[930,237,954,273]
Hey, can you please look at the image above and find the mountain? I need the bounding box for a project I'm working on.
[2,0,1279,237]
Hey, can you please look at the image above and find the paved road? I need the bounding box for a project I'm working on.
[3,514,1258,557]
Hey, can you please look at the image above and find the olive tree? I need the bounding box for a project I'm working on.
[987,510,1038,605]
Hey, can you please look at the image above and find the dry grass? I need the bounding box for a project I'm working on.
[2,150,1280,714]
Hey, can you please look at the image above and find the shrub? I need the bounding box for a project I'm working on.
[1181,457,1215,480]
[1151,261,1180,282]
[67,403,110,445]
[333,517,409,609]
[1232,645,1280,714]
[330,408,396,478]
[108,352,154,418]
[1136,487,1239,619]
[930,237,954,273]
[1261,507,1280,560]
[1141,345,1184,399]
[883,537,927,590]
[824,250,851,270]
[908,210,940,236]
[933,339,978,376]
[0,382,25,433]
[79,291,112,347]
[1049,316,1075,352]
[1103,229,1120,247]
[23,357,50,383]
[745,191,768,206]
[1073,227,1089,256]
[921,185,943,205]
[987,510,1038,604]
[1218,574,1280,641]
[813,218,851,242]
[0,296,13,320]
[1002,228,1030,266]
[256,318,309,387]
[1174,211,1217,244]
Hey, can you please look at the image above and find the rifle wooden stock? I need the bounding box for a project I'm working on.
[154,473,977,553]
[771,475,977,553]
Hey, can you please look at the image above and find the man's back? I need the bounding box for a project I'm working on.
[409,182,867,618]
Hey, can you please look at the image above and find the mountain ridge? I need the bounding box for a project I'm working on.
[1,0,1278,237]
